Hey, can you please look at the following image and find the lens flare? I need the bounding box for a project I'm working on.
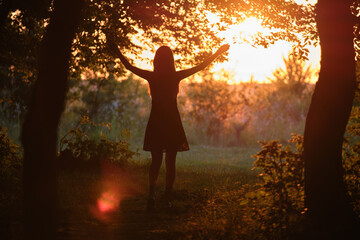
[97,191,120,213]
[89,160,143,223]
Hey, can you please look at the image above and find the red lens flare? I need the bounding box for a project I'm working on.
[97,190,120,213]
[89,160,142,222]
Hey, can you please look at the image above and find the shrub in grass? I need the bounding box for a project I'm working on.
[171,136,305,239]
[174,124,360,239]
[0,126,22,222]
[0,126,22,187]
[251,134,305,239]
[343,106,360,215]
[59,115,136,170]
[251,125,360,239]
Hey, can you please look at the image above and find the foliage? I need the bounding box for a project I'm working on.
[249,123,360,238]
[0,0,321,124]
[205,0,317,59]
[0,126,22,175]
[173,138,305,240]
[58,64,315,149]
[57,56,315,149]
[62,67,314,149]
[62,73,150,144]
[249,116,360,239]
[178,59,314,147]
[0,10,46,121]
[76,0,226,73]
[67,73,150,120]
[343,106,360,214]
[59,115,136,167]
[268,51,314,98]
[246,52,315,142]
[251,134,305,239]
[174,124,360,240]
[0,0,221,123]
[182,70,250,145]
[0,126,22,204]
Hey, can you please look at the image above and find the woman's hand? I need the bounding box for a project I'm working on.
[216,44,230,55]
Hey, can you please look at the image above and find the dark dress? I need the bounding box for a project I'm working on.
[143,73,189,152]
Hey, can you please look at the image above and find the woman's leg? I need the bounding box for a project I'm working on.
[149,150,163,198]
[165,150,177,194]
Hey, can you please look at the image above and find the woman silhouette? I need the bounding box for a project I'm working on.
[108,41,229,210]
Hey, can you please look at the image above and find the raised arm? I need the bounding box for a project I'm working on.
[176,44,230,80]
[107,40,152,80]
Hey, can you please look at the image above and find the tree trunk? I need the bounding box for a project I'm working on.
[303,0,359,238]
[21,0,83,239]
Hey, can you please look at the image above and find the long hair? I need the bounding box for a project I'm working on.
[153,46,176,74]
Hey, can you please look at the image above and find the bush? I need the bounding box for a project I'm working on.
[0,126,22,210]
[343,106,360,214]
[0,126,22,181]
[59,115,136,170]
[251,134,305,239]
[249,120,360,239]
[174,126,360,239]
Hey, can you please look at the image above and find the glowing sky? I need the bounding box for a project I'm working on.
[216,0,319,83]
[132,0,320,83]
[211,14,320,83]
[212,42,319,83]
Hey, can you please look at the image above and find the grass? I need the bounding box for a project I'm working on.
[0,145,264,240]
[135,145,258,167]
[55,145,260,240]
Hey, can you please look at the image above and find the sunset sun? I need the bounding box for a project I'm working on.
[205,13,320,83]
[218,17,265,46]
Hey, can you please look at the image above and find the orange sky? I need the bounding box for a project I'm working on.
[211,15,320,83]
[132,0,319,84]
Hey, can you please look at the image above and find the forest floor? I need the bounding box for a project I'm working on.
[55,145,260,240]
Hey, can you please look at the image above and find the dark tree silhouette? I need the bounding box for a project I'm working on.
[20,0,84,239]
[303,0,360,238]
[1,0,227,122]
